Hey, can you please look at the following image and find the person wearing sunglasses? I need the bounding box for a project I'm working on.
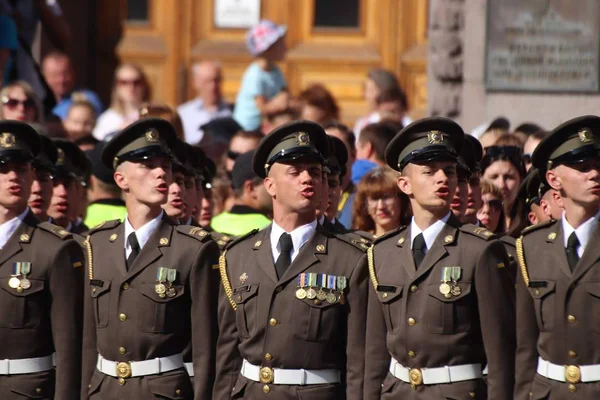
[481,142,526,233]
[477,179,505,234]
[522,130,548,172]
[93,63,151,140]
[223,129,262,175]
[0,80,42,123]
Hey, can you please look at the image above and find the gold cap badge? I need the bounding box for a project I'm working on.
[0,132,16,148]
[145,129,159,143]
[296,132,310,146]
[427,130,444,144]
[578,128,593,143]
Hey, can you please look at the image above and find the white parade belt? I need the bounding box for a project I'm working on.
[537,357,600,384]
[241,359,340,385]
[389,357,482,386]
[96,353,184,379]
[0,354,54,375]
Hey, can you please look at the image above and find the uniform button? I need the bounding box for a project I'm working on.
[236,295,242,302]
[119,313,127,322]
[314,300,321,305]
[35,388,42,394]
[382,293,388,298]
[119,347,126,355]
[122,283,130,290]
[408,350,416,358]
[118,377,126,385]
[408,318,416,326]
[263,385,270,393]
[569,384,576,393]
[534,289,540,296]
[269,318,277,326]
[88,384,91,389]
[276,286,283,292]
[265,353,272,361]
[175,389,181,395]
[469,392,476,399]
[568,315,576,323]
[410,285,418,292]
[569,350,577,358]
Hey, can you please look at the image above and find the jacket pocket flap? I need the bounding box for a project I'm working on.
[1,277,45,297]
[528,281,555,299]
[376,284,403,303]
[428,282,472,302]
[91,279,111,298]
[146,371,190,399]
[233,284,259,304]
[140,283,185,302]
[10,370,55,398]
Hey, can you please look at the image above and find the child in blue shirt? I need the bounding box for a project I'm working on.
[233,20,289,131]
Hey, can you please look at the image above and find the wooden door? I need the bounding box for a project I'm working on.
[110,0,428,125]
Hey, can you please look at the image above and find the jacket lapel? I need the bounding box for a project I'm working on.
[252,226,279,283]
[279,225,328,285]
[413,215,459,282]
[572,221,600,282]
[125,216,174,280]
[105,224,127,276]
[546,223,572,279]
[394,227,416,279]
[0,211,37,266]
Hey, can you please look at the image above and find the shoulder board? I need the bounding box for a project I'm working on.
[224,229,259,251]
[458,224,496,241]
[210,231,235,251]
[335,233,370,252]
[373,225,407,245]
[521,219,557,236]
[37,222,72,240]
[88,219,121,235]
[175,225,213,242]
[500,235,516,248]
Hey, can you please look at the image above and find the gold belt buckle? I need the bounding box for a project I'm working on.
[409,368,423,388]
[259,366,274,384]
[565,365,581,384]
[116,362,132,379]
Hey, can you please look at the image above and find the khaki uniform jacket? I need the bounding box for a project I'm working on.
[515,219,600,399]
[364,214,515,400]
[81,215,219,400]
[0,210,84,399]
[213,223,369,400]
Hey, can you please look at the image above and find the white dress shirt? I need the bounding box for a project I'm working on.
[410,212,452,253]
[561,210,600,258]
[0,209,29,249]
[124,211,164,258]
[270,220,318,263]
[177,99,232,145]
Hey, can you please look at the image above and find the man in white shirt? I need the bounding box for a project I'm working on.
[81,118,219,400]
[214,120,369,400]
[177,61,232,145]
[515,115,600,399]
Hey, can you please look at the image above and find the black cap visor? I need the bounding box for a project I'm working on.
[400,147,457,171]
[266,146,325,174]
[115,146,173,167]
[550,145,600,169]
[0,150,34,165]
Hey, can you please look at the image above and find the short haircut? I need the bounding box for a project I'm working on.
[357,122,397,162]
[528,130,549,142]
[42,50,71,66]
[231,130,263,142]
[68,94,97,118]
[324,122,356,158]
[265,108,298,122]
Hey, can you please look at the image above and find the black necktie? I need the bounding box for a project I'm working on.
[566,232,580,272]
[126,232,140,270]
[275,233,293,279]
[413,233,426,269]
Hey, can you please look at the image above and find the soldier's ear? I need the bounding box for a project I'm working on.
[113,167,128,191]
[546,168,561,191]
[264,176,276,198]
[397,174,411,196]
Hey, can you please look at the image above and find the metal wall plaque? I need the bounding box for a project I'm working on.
[485,0,600,92]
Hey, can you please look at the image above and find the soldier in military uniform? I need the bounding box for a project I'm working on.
[214,120,369,400]
[47,140,90,234]
[0,121,84,399]
[515,115,600,399]
[460,135,484,226]
[27,135,57,222]
[81,118,219,400]
[364,117,515,400]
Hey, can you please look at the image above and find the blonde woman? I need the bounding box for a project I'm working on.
[92,63,151,139]
[0,80,43,123]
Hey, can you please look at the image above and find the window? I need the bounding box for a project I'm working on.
[314,0,360,28]
[127,0,149,22]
